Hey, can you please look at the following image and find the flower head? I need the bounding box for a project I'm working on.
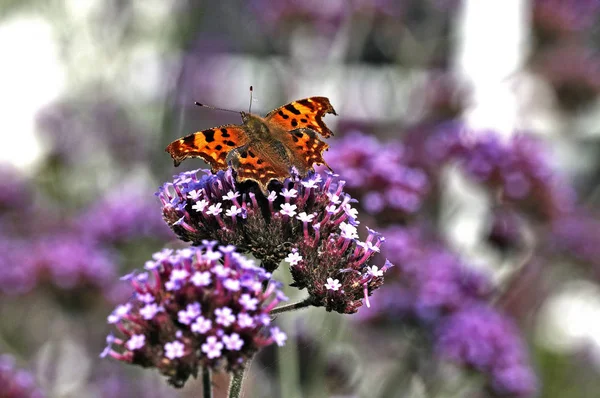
[435,305,537,397]
[158,168,390,313]
[456,132,575,220]
[289,225,392,313]
[357,226,494,322]
[75,188,173,244]
[159,169,363,272]
[0,354,45,398]
[103,243,287,387]
[320,131,429,222]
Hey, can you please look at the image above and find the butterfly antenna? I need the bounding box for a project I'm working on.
[194,101,239,114]
[248,86,253,113]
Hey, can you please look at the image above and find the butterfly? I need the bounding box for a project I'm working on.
[165,97,337,192]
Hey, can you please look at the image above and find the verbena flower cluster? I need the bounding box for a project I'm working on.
[0,354,45,398]
[77,189,173,244]
[408,123,576,221]
[358,226,537,396]
[0,237,38,296]
[359,226,493,321]
[158,168,391,313]
[0,234,116,298]
[549,211,600,274]
[533,0,600,37]
[0,164,31,214]
[435,305,538,397]
[455,132,575,220]
[102,243,287,387]
[322,131,429,219]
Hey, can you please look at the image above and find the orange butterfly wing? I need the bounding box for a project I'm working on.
[227,143,289,193]
[165,125,250,170]
[264,97,337,138]
[283,128,330,174]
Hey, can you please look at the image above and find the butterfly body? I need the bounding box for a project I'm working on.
[166,97,337,193]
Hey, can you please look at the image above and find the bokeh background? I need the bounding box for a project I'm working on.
[1,0,600,397]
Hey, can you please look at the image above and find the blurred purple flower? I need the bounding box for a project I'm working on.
[435,305,537,397]
[95,372,179,398]
[0,164,31,212]
[0,233,119,300]
[34,234,117,292]
[457,132,576,220]
[360,226,493,321]
[103,243,287,387]
[549,211,600,275]
[409,124,576,221]
[322,131,429,222]
[76,188,173,244]
[36,96,147,165]
[408,72,467,123]
[0,237,39,296]
[533,0,600,38]
[0,354,45,398]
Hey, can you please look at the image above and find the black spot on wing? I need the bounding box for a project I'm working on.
[183,134,195,145]
[284,104,301,115]
[291,119,298,127]
[297,99,311,107]
[220,128,230,137]
[204,129,215,143]
[278,110,289,119]
[215,145,223,151]
[225,140,236,147]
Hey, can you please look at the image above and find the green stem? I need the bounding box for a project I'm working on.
[228,364,248,398]
[270,297,313,315]
[202,367,212,398]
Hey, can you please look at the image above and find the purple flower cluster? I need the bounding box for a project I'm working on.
[435,305,538,397]
[76,188,173,244]
[36,96,147,165]
[157,168,392,313]
[0,354,45,398]
[287,227,393,314]
[102,243,287,387]
[0,232,118,301]
[34,234,117,292]
[409,72,467,123]
[0,164,31,212]
[358,227,537,396]
[533,0,600,38]
[456,132,576,220]
[361,226,493,321]
[0,237,38,296]
[404,122,577,222]
[549,211,600,272]
[322,131,429,220]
